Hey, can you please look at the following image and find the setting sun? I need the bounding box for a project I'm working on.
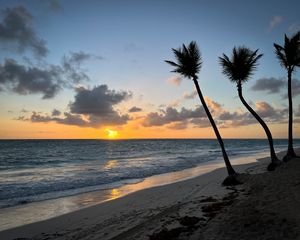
[105,129,119,139]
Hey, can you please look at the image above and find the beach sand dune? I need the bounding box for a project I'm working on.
[1,150,300,240]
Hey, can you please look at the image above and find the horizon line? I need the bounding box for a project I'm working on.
[0,138,297,141]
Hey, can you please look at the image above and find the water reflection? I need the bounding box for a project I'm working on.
[109,188,122,200]
[103,160,117,170]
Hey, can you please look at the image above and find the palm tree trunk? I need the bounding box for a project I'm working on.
[193,78,236,176]
[285,68,296,159]
[237,81,279,164]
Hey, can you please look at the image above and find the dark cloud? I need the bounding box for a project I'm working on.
[128,106,142,113]
[55,112,88,126]
[70,85,131,117]
[251,77,285,94]
[290,80,300,98]
[0,58,62,99]
[218,111,240,121]
[28,111,88,127]
[51,109,61,116]
[251,77,300,98]
[19,85,132,128]
[0,51,98,98]
[0,6,48,57]
[143,106,206,127]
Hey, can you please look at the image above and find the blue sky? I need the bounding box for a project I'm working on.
[0,0,300,138]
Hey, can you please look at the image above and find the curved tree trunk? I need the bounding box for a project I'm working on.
[193,78,236,176]
[237,81,280,168]
[284,68,296,161]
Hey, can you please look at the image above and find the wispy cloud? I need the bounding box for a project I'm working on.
[167,75,182,86]
[268,16,283,32]
[183,90,197,99]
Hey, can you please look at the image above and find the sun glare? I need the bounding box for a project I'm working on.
[105,129,118,139]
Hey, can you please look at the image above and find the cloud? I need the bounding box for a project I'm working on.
[167,76,182,86]
[29,111,88,127]
[70,85,131,115]
[19,85,132,128]
[0,58,62,99]
[62,51,91,83]
[143,100,286,129]
[0,6,48,57]
[218,111,240,121]
[143,106,206,128]
[183,90,197,99]
[289,80,300,98]
[255,101,287,122]
[204,96,223,113]
[268,16,283,32]
[166,121,189,130]
[0,51,98,98]
[218,101,287,127]
[251,77,285,93]
[51,109,61,116]
[296,104,300,117]
[251,77,300,98]
[128,106,142,113]
[68,85,132,126]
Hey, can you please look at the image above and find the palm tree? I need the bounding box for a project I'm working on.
[165,41,238,185]
[274,32,300,161]
[219,46,281,171]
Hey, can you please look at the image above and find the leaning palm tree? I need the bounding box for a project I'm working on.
[165,41,238,185]
[274,31,300,161]
[219,46,281,171]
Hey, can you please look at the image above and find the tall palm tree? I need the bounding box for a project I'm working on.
[274,32,300,161]
[219,47,281,171]
[165,41,238,184]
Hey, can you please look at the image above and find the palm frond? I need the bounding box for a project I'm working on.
[165,41,202,80]
[219,46,262,84]
[274,31,300,69]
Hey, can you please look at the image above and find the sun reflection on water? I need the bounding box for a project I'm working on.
[103,160,117,170]
[109,188,122,200]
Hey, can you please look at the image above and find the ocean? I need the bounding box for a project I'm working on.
[0,139,298,230]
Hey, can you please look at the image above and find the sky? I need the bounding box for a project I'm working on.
[0,0,300,139]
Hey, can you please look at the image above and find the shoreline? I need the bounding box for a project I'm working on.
[0,149,269,232]
[0,149,273,240]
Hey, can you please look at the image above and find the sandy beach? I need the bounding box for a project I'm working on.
[1,149,300,240]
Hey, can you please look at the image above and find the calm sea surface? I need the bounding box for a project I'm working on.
[0,139,298,210]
